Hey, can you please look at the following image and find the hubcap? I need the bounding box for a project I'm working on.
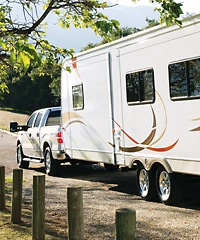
[45,151,51,173]
[17,147,22,165]
[139,169,149,197]
[158,171,171,201]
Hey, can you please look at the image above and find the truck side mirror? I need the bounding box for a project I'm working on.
[10,121,19,132]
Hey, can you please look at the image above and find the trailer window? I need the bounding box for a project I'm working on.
[126,68,155,104]
[72,84,84,110]
[169,57,200,99]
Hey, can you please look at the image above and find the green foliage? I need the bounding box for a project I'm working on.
[132,0,183,26]
[153,0,183,26]
[9,41,41,72]
[80,21,157,52]
[144,18,159,29]
[0,0,184,105]
[0,69,60,112]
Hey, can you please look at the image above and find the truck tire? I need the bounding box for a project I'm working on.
[156,166,183,205]
[136,164,157,201]
[44,147,60,176]
[17,144,30,169]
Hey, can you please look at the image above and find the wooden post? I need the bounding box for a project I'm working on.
[67,186,84,240]
[0,166,5,210]
[32,175,45,240]
[115,208,136,240]
[11,168,23,223]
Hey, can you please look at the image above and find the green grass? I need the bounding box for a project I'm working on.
[0,124,9,131]
[0,178,32,240]
[0,211,32,240]
[1,178,66,240]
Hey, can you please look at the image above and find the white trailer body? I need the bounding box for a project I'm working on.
[61,14,200,204]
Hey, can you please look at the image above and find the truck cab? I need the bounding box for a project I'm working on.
[10,106,66,175]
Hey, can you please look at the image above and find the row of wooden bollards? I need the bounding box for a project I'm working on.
[0,166,136,240]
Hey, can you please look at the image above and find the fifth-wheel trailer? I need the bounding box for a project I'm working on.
[61,14,200,205]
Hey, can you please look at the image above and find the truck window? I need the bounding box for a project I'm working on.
[34,112,43,127]
[27,113,37,128]
[45,110,60,126]
[126,68,155,105]
[72,84,84,110]
[169,57,200,99]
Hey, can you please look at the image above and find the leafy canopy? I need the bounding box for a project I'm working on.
[0,0,183,93]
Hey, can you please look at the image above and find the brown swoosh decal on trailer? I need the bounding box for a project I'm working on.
[112,106,156,147]
[190,126,200,131]
[62,112,85,130]
[147,140,179,152]
[190,117,200,131]
[119,139,179,152]
[111,104,178,153]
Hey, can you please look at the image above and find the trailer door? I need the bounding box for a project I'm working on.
[117,46,156,166]
[61,52,116,164]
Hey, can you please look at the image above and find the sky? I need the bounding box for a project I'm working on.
[111,0,199,12]
[45,0,200,52]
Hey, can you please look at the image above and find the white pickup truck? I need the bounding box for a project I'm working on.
[10,106,66,175]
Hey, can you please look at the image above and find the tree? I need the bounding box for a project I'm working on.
[80,17,160,52]
[80,26,141,52]
[0,0,183,94]
[1,68,60,111]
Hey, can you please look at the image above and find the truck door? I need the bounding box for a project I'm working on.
[28,111,43,158]
[22,111,43,158]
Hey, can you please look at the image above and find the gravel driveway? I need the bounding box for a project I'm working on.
[1,130,200,239]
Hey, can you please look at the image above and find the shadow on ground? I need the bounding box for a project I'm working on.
[28,162,200,210]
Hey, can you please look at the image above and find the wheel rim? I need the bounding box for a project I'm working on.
[139,169,149,197]
[45,150,51,174]
[158,170,171,201]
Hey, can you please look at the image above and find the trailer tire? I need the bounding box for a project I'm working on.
[136,164,157,201]
[44,147,60,176]
[17,144,30,169]
[156,166,183,205]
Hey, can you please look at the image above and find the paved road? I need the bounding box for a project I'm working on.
[1,130,200,239]
[0,130,137,195]
[0,131,17,173]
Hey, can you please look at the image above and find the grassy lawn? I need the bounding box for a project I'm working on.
[0,211,32,240]
[0,177,67,240]
[0,178,32,240]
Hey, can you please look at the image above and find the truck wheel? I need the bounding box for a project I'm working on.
[156,166,183,205]
[136,164,157,201]
[44,147,60,176]
[17,144,29,169]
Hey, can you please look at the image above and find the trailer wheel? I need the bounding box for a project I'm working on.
[17,144,29,169]
[136,164,157,201]
[156,166,183,205]
[44,147,60,176]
